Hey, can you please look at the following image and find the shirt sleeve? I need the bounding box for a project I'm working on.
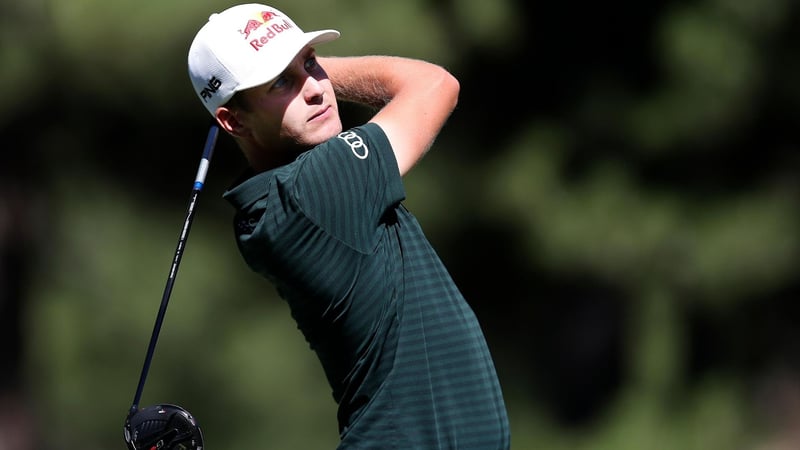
[291,123,406,252]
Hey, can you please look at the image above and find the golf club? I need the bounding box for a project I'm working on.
[123,125,219,450]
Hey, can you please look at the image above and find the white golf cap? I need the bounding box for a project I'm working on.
[188,3,340,115]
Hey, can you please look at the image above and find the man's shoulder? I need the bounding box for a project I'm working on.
[308,123,393,165]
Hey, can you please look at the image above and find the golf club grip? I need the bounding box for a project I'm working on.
[195,125,218,189]
[130,125,219,414]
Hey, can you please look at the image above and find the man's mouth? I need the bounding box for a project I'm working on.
[309,105,331,122]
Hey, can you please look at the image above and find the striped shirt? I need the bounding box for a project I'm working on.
[223,123,510,449]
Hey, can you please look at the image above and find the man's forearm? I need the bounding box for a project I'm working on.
[318,56,398,109]
[319,54,459,175]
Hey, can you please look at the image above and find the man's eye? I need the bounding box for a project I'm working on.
[305,57,318,71]
[271,75,288,89]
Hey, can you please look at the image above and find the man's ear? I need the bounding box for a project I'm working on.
[215,107,248,137]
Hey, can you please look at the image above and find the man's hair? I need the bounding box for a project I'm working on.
[225,91,250,112]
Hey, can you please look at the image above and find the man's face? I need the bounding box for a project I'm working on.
[236,46,342,153]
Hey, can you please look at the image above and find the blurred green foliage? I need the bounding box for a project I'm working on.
[1,0,799,448]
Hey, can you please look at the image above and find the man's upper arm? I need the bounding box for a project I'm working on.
[368,62,459,176]
[295,124,405,250]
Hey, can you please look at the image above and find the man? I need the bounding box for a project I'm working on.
[188,4,510,448]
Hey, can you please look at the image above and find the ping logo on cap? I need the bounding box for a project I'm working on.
[199,76,222,103]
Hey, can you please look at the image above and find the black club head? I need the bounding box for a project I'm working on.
[124,404,203,450]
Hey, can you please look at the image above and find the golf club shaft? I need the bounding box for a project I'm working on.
[130,125,219,414]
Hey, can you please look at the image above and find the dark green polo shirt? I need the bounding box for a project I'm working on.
[223,123,509,449]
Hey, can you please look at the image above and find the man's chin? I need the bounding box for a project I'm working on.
[312,122,343,145]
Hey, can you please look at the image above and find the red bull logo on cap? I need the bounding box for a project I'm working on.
[237,10,295,51]
[238,11,280,39]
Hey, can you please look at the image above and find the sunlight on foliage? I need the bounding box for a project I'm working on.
[452,0,520,49]
[489,126,799,304]
[626,3,761,153]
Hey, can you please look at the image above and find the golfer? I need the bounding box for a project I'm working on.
[188,4,510,448]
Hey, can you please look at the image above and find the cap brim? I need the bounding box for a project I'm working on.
[235,29,340,93]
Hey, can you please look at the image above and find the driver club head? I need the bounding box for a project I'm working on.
[124,404,203,450]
